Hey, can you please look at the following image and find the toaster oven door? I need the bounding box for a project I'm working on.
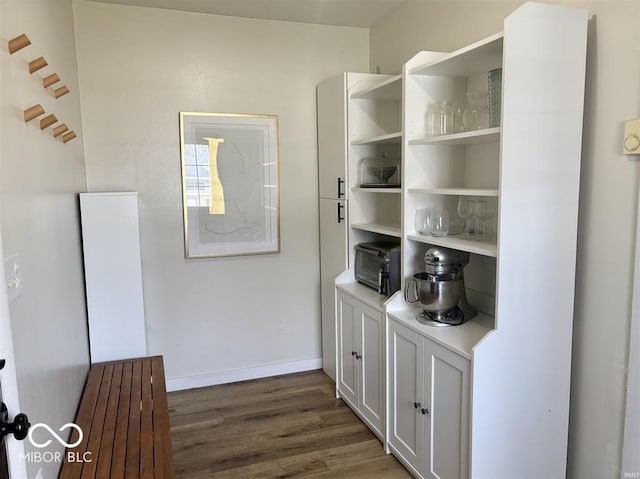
[355,249,384,293]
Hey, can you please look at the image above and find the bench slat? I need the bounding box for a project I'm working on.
[95,363,123,478]
[140,360,154,479]
[151,357,174,479]
[125,360,143,479]
[110,361,133,479]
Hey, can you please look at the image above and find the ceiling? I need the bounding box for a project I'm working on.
[87,0,410,28]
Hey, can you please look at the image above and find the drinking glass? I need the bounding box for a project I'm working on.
[474,199,496,239]
[430,209,450,237]
[414,208,433,235]
[457,196,477,236]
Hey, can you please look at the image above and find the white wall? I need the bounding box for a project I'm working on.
[0,1,90,478]
[73,1,369,387]
[371,1,640,478]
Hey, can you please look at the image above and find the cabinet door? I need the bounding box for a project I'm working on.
[388,319,424,476]
[319,199,348,381]
[358,302,383,435]
[336,292,358,406]
[317,74,347,200]
[424,340,471,479]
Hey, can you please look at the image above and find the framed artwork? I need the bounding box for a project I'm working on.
[179,112,280,258]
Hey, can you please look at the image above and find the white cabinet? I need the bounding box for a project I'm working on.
[319,198,347,381]
[388,317,470,479]
[318,72,399,381]
[336,288,384,438]
[318,75,348,201]
[80,192,147,364]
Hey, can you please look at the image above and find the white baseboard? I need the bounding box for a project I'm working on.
[165,357,323,392]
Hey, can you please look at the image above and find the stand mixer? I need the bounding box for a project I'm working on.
[404,246,477,326]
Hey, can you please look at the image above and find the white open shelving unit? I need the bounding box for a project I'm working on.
[324,3,588,478]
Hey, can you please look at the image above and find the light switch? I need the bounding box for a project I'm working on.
[623,118,640,155]
[4,253,21,303]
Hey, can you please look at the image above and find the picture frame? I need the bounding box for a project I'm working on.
[179,112,280,258]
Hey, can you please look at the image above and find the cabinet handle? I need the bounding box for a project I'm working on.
[337,203,345,223]
[421,408,430,415]
[414,402,421,409]
[355,353,361,360]
[351,351,357,357]
[337,177,345,198]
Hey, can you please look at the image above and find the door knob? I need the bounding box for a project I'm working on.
[413,402,421,409]
[421,408,430,415]
[0,402,30,441]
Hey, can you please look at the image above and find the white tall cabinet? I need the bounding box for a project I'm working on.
[318,72,397,381]
[319,2,588,478]
[80,192,147,364]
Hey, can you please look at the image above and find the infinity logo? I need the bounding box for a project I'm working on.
[28,423,84,449]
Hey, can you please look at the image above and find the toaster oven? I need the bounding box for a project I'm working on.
[354,242,401,296]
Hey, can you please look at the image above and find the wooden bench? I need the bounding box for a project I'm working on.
[59,356,175,479]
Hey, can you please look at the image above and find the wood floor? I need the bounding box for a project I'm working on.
[167,370,411,478]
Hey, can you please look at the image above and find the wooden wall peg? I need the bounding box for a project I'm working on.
[29,56,48,74]
[8,34,31,54]
[39,114,57,130]
[52,124,68,137]
[54,85,70,98]
[62,131,76,143]
[24,104,45,122]
[43,73,60,88]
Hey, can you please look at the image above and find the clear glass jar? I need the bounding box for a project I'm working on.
[438,100,455,135]
[425,103,439,136]
[462,92,489,131]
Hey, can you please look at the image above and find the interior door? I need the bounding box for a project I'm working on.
[0,378,8,479]
[0,232,29,478]
[319,198,348,381]
[336,293,358,406]
[388,319,424,476]
[359,303,383,435]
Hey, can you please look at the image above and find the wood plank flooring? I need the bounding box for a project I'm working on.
[167,370,411,478]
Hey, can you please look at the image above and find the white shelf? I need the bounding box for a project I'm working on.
[352,222,401,237]
[350,74,402,101]
[407,233,497,257]
[352,187,402,194]
[409,127,500,146]
[352,131,402,145]
[407,187,498,197]
[388,308,494,360]
[409,32,503,78]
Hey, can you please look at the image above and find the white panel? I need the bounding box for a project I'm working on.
[428,345,470,479]
[388,319,423,474]
[360,306,383,432]
[319,199,348,381]
[80,192,147,363]
[472,3,587,478]
[318,75,348,200]
[337,294,358,404]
